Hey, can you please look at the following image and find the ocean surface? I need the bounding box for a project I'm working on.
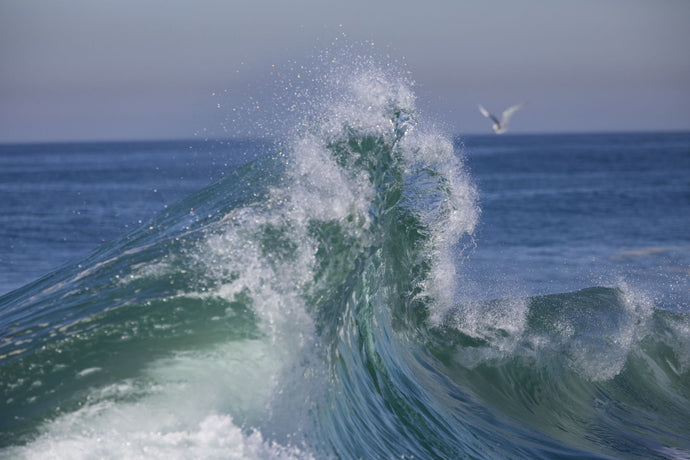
[1,65,689,459]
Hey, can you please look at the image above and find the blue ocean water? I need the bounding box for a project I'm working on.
[0,140,267,295]
[462,133,690,309]
[1,65,689,459]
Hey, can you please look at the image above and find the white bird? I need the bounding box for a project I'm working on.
[478,103,525,134]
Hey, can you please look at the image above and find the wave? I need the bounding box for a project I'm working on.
[1,61,689,459]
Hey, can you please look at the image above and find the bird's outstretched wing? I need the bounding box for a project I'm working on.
[478,104,500,125]
[500,103,526,126]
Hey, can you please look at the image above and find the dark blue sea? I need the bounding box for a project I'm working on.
[1,67,689,459]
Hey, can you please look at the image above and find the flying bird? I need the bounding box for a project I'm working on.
[478,103,525,134]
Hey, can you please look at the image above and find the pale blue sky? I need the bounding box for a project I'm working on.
[1,0,688,142]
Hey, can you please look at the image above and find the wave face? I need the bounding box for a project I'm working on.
[1,63,690,459]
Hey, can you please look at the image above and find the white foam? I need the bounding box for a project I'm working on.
[75,367,102,378]
[663,316,690,374]
[444,297,530,368]
[561,282,654,381]
[443,281,659,382]
[9,413,310,460]
[286,134,374,231]
[578,285,653,380]
[398,131,479,319]
[301,61,480,323]
[6,340,313,460]
[6,62,484,457]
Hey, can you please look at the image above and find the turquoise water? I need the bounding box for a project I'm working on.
[1,64,689,459]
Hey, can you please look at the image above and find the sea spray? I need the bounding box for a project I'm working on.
[2,57,689,459]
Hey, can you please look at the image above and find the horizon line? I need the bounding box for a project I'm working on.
[1,129,689,146]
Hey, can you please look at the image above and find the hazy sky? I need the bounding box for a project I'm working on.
[1,0,689,142]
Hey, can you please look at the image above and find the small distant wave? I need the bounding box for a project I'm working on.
[611,245,690,260]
